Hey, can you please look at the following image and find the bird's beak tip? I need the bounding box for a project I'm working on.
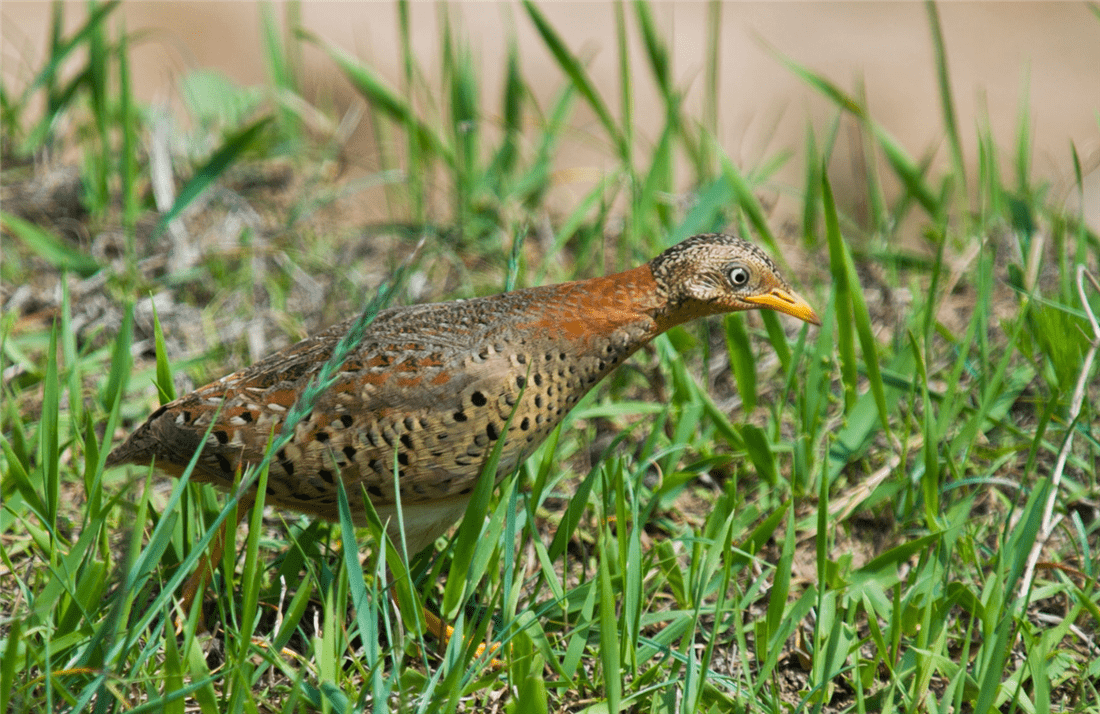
[746,289,821,326]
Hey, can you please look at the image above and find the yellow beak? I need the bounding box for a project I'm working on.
[744,288,821,326]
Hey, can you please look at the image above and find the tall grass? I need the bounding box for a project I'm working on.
[2,1,1098,712]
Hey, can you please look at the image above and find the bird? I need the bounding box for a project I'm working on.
[106,232,819,649]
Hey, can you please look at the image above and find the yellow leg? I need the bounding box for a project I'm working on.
[416,600,502,667]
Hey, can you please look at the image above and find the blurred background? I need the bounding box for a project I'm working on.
[5,1,1098,234]
[4,6,1100,708]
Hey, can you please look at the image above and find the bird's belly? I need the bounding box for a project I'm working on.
[370,496,475,557]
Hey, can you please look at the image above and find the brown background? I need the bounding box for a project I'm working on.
[4,1,1098,232]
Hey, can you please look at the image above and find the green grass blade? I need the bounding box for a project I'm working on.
[831,228,890,447]
[0,616,20,714]
[740,425,777,488]
[723,314,757,413]
[485,42,524,184]
[873,126,942,220]
[701,0,721,175]
[442,381,524,621]
[598,526,622,711]
[822,182,857,416]
[150,300,176,403]
[1,212,100,276]
[102,303,134,414]
[771,49,865,118]
[153,117,273,239]
[634,1,670,99]
[234,464,269,668]
[1014,67,1033,195]
[615,0,634,189]
[802,122,822,246]
[762,509,795,664]
[260,0,301,146]
[777,48,942,222]
[17,0,121,107]
[721,156,779,252]
[336,474,389,684]
[909,331,941,524]
[39,326,62,530]
[672,174,731,245]
[521,0,625,158]
[302,29,453,165]
[85,0,111,214]
[925,0,966,190]
[118,22,139,237]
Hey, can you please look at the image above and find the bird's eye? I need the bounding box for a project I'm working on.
[729,266,750,287]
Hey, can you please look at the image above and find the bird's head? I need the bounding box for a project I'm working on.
[649,233,821,326]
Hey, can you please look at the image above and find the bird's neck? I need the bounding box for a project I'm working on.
[575,264,713,334]
[518,264,700,348]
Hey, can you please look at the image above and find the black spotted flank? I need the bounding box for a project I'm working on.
[520,417,530,431]
[400,434,413,450]
[516,376,526,389]
[319,469,334,484]
[471,391,487,406]
[240,411,254,423]
[398,452,410,467]
[343,446,357,459]
[315,431,330,443]
[282,460,295,477]
[213,429,229,444]
[339,414,354,427]
[454,411,468,422]
[215,454,233,473]
[486,422,500,441]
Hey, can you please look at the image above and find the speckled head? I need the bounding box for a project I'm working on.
[648,233,821,326]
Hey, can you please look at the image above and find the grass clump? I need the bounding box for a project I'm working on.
[2,1,1099,712]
